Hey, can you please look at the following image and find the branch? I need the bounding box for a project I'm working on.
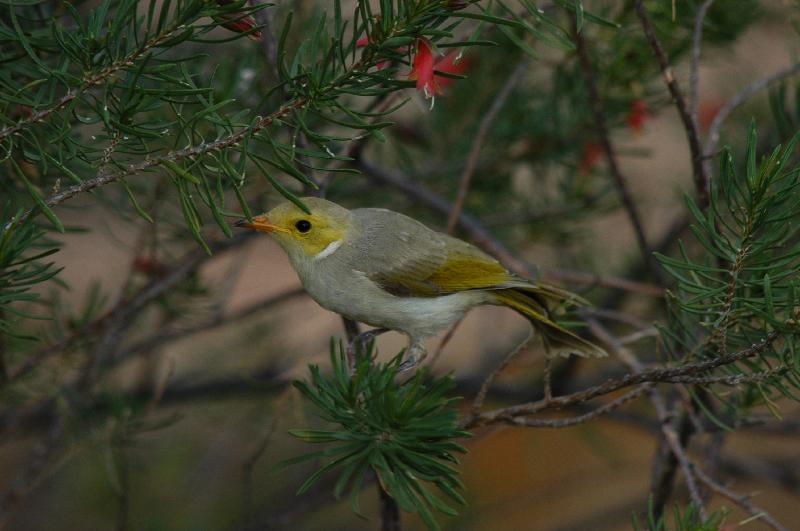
[462,332,778,428]
[113,287,305,364]
[5,234,253,387]
[0,412,65,530]
[693,464,789,531]
[497,384,651,428]
[0,27,181,142]
[634,0,710,207]
[572,17,663,284]
[586,316,707,518]
[446,61,526,233]
[705,61,800,159]
[470,328,533,415]
[10,99,308,229]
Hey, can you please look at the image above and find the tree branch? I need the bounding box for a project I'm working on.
[572,16,663,284]
[705,61,800,159]
[634,0,710,207]
[693,463,789,531]
[446,61,526,233]
[496,384,651,429]
[462,332,778,429]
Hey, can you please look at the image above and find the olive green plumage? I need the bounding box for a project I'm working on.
[238,197,607,365]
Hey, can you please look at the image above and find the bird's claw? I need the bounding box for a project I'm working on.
[398,343,427,372]
[346,327,390,371]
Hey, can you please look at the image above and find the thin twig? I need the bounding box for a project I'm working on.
[705,61,800,159]
[501,384,651,428]
[471,327,534,415]
[5,235,253,387]
[446,61,526,233]
[634,0,709,207]
[0,27,181,142]
[462,333,777,428]
[250,2,279,82]
[114,287,305,364]
[542,268,663,297]
[241,387,292,530]
[0,413,65,530]
[572,17,663,284]
[693,464,789,531]
[427,318,463,368]
[9,99,308,229]
[659,369,784,386]
[587,317,707,520]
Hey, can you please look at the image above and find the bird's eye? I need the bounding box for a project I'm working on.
[295,220,312,233]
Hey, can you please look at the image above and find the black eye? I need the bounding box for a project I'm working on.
[295,220,312,233]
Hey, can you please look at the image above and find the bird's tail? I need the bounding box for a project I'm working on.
[490,285,607,358]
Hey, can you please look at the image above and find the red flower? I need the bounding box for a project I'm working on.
[698,98,724,130]
[408,38,467,101]
[215,0,262,40]
[626,99,650,133]
[434,51,468,91]
[579,142,602,175]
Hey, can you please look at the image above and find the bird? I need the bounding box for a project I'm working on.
[236,197,607,369]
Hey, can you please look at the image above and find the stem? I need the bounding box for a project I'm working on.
[634,0,710,208]
[446,61,526,233]
[379,484,401,531]
[572,16,663,285]
[0,26,181,142]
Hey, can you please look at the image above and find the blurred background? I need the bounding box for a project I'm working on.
[2,1,800,530]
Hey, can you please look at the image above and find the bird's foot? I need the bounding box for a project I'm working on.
[398,343,428,372]
[346,328,390,371]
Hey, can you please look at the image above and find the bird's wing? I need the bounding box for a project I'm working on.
[351,208,516,297]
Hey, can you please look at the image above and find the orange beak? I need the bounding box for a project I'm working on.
[234,215,290,234]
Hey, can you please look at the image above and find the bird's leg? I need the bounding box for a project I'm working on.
[346,327,390,371]
[398,341,428,372]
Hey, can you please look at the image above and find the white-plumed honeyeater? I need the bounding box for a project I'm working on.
[236,197,607,367]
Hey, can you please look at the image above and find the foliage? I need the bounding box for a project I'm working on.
[656,125,800,423]
[0,214,61,339]
[2,0,800,529]
[632,499,730,531]
[282,343,469,531]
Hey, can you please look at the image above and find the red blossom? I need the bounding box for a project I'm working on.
[408,38,467,100]
[698,98,724,130]
[132,256,168,278]
[409,38,440,98]
[433,51,468,90]
[215,0,262,40]
[626,99,650,133]
[579,142,602,175]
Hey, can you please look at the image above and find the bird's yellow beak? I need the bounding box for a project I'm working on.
[234,215,290,234]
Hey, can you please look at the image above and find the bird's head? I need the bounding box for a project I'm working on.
[236,197,353,263]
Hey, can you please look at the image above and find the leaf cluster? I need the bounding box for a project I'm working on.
[657,125,800,419]
[282,343,469,530]
[0,212,61,340]
[632,499,730,531]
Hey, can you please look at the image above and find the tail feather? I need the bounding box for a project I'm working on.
[492,287,607,358]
